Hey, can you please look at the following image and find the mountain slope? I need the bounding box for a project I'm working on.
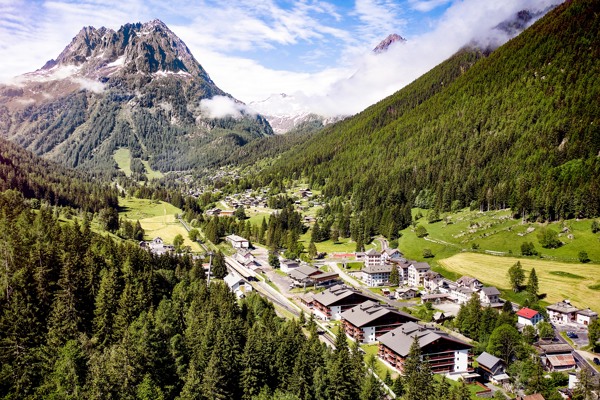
[260,0,600,221]
[0,20,272,172]
[0,137,117,212]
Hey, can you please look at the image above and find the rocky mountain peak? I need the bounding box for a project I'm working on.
[373,33,406,53]
[39,19,212,81]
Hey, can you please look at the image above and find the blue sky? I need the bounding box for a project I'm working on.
[0,0,560,114]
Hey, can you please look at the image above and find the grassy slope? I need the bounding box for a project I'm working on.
[113,148,132,177]
[438,252,599,309]
[118,197,202,252]
[399,208,600,262]
[113,148,164,180]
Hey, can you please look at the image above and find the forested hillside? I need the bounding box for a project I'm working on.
[0,192,388,399]
[0,137,117,212]
[259,0,600,221]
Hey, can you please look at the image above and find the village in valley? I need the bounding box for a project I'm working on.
[135,184,600,400]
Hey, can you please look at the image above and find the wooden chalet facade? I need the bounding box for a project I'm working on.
[341,301,418,343]
[378,322,473,375]
[312,285,376,320]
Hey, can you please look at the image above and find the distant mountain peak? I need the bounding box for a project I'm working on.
[373,33,406,53]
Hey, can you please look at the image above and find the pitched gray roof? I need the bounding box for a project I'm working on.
[379,322,471,357]
[547,301,580,314]
[224,273,245,288]
[411,262,431,271]
[481,287,501,296]
[341,301,417,328]
[313,285,374,307]
[476,352,502,369]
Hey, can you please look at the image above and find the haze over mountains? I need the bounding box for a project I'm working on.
[0,19,271,172]
[248,4,557,133]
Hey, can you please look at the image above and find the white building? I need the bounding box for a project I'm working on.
[576,308,598,326]
[226,234,249,249]
[361,264,393,287]
[407,262,431,287]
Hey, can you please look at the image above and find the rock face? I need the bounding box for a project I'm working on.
[0,20,272,172]
[372,33,406,53]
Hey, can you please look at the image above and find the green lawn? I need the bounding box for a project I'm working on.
[118,197,202,252]
[400,208,600,263]
[113,148,163,180]
[113,148,132,176]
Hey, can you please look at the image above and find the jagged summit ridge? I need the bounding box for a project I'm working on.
[373,33,406,53]
[39,19,212,81]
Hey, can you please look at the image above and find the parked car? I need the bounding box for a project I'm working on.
[593,357,600,365]
[566,331,578,339]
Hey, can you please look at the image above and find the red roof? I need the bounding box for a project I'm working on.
[517,307,539,319]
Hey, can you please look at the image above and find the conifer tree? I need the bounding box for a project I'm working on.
[403,336,434,400]
[389,266,400,286]
[526,268,539,301]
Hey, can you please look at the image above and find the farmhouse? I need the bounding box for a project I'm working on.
[361,264,394,287]
[139,237,175,255]
[476,352,508,384]
[517,307,543,326]
[545,354,576,372]
[407,262,431,287]
[381,248,402,263]
[226,234,249,249]
[423,271,444,292]
[452,287,475,305]
[395,287,419,300]
[312,285,376,320]
[456,276,483,292]
[547,300,579,324]
[576,308,598,325]
[378,322,473,374]
[341,301,418,343]
[479,286,503,308]
[224,273,253,298]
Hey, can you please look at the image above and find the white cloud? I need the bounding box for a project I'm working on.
[72,77,105,93]
[408,0,452,13]
[245,0,563,117]
[199,95,255,119]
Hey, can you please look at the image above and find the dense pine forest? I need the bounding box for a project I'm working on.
[0,191,393,399]
[255,0,600,222]
[0,138,118,212]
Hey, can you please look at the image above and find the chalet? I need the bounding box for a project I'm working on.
[224,273,253,298]
[235,251,260,269]
[479,286,503,307]
[361,264,393,287]
[312,285,376,320]
[407,262,431,287]
[289,265,322,284]
[452,287,475,305]
[140,237,175,255]
[422,271,443,292]
[517,307,543,326]
[364,248,383,267]
[476,352,508,384]
[280,259,300,273]
[219,210,235,217]
[395,287,419,300]
[378,322,473,374]
[456,276,483,292]
[547,300,579,324]
[226,234,249,249]
[342,301,418,343]
[545,354,576,371]
[576,308,598,326]
[432,312,452,324]
[381,248,402,263]
[206,208,221,216]
[421,293,451,304]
